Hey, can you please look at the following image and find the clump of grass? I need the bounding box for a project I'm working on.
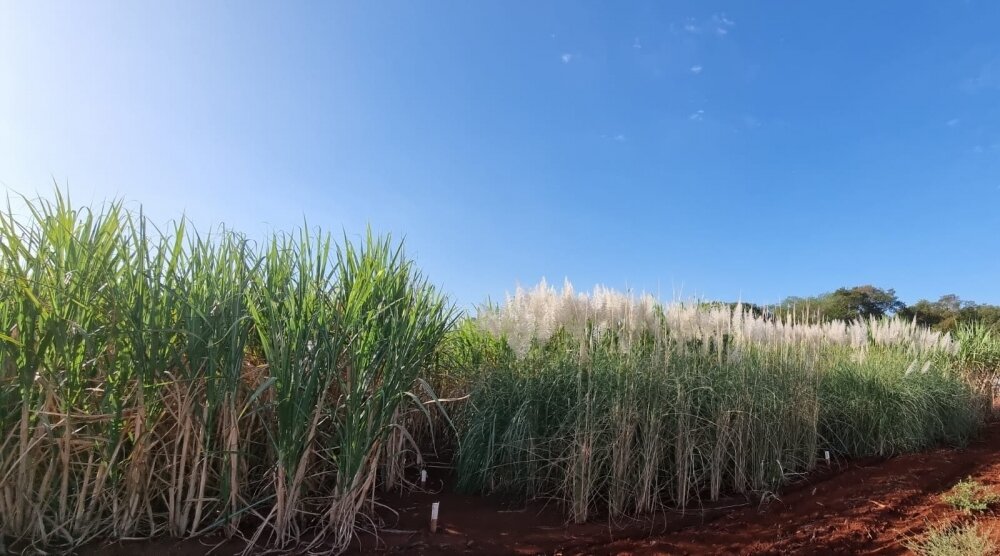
[906,522,997,556]
[942,479,1000,514]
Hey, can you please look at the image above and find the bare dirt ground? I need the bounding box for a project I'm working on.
[75,420,1000,556]
[598,420,1000,555]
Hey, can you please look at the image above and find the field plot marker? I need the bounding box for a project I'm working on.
[430,501,440,533]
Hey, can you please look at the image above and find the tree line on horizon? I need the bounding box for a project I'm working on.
[735,285,1000,332]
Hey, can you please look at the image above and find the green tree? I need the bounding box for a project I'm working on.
[895,295,1000,332]
[898,298,953,329]
[781,285,904,322]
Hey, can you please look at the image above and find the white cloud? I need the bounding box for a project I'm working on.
[947,118,960,127]
[690,65,703,74]
[713,13,736,27]
[689,110,705,121]
[561,53,573,63]
[684,14,733,38]
[614,134,626,142]
[633,37,642,49]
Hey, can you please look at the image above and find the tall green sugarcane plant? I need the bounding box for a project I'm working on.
[245,227,338,549]
[0,192,127,546]
[311,231,455,551]
[0,192,455,554]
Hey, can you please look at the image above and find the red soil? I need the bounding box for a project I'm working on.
[76,421,1000,556]
[600,421,1000,555]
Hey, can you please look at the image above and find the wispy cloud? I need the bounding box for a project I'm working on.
[561,53,574,64]
[964,59,1000,92]
[600,133,627,142]
[633,37,642,49]
[614,134,626,142]
[689,110,705,121]
[947,118,960,127]
[685,14,735,37]
[690,65,703,74]
[713,13,736,27]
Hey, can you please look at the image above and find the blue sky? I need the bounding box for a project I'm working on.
[2,2,999,308]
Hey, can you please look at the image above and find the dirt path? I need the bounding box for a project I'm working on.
[75,422,1000,555]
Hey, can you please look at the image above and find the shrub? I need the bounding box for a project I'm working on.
[906,522,997,556]
[942,479,1000,514]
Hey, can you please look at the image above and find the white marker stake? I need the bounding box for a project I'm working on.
[824,450,830,464]
[420,469,427,487]
[430,502,440,533]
